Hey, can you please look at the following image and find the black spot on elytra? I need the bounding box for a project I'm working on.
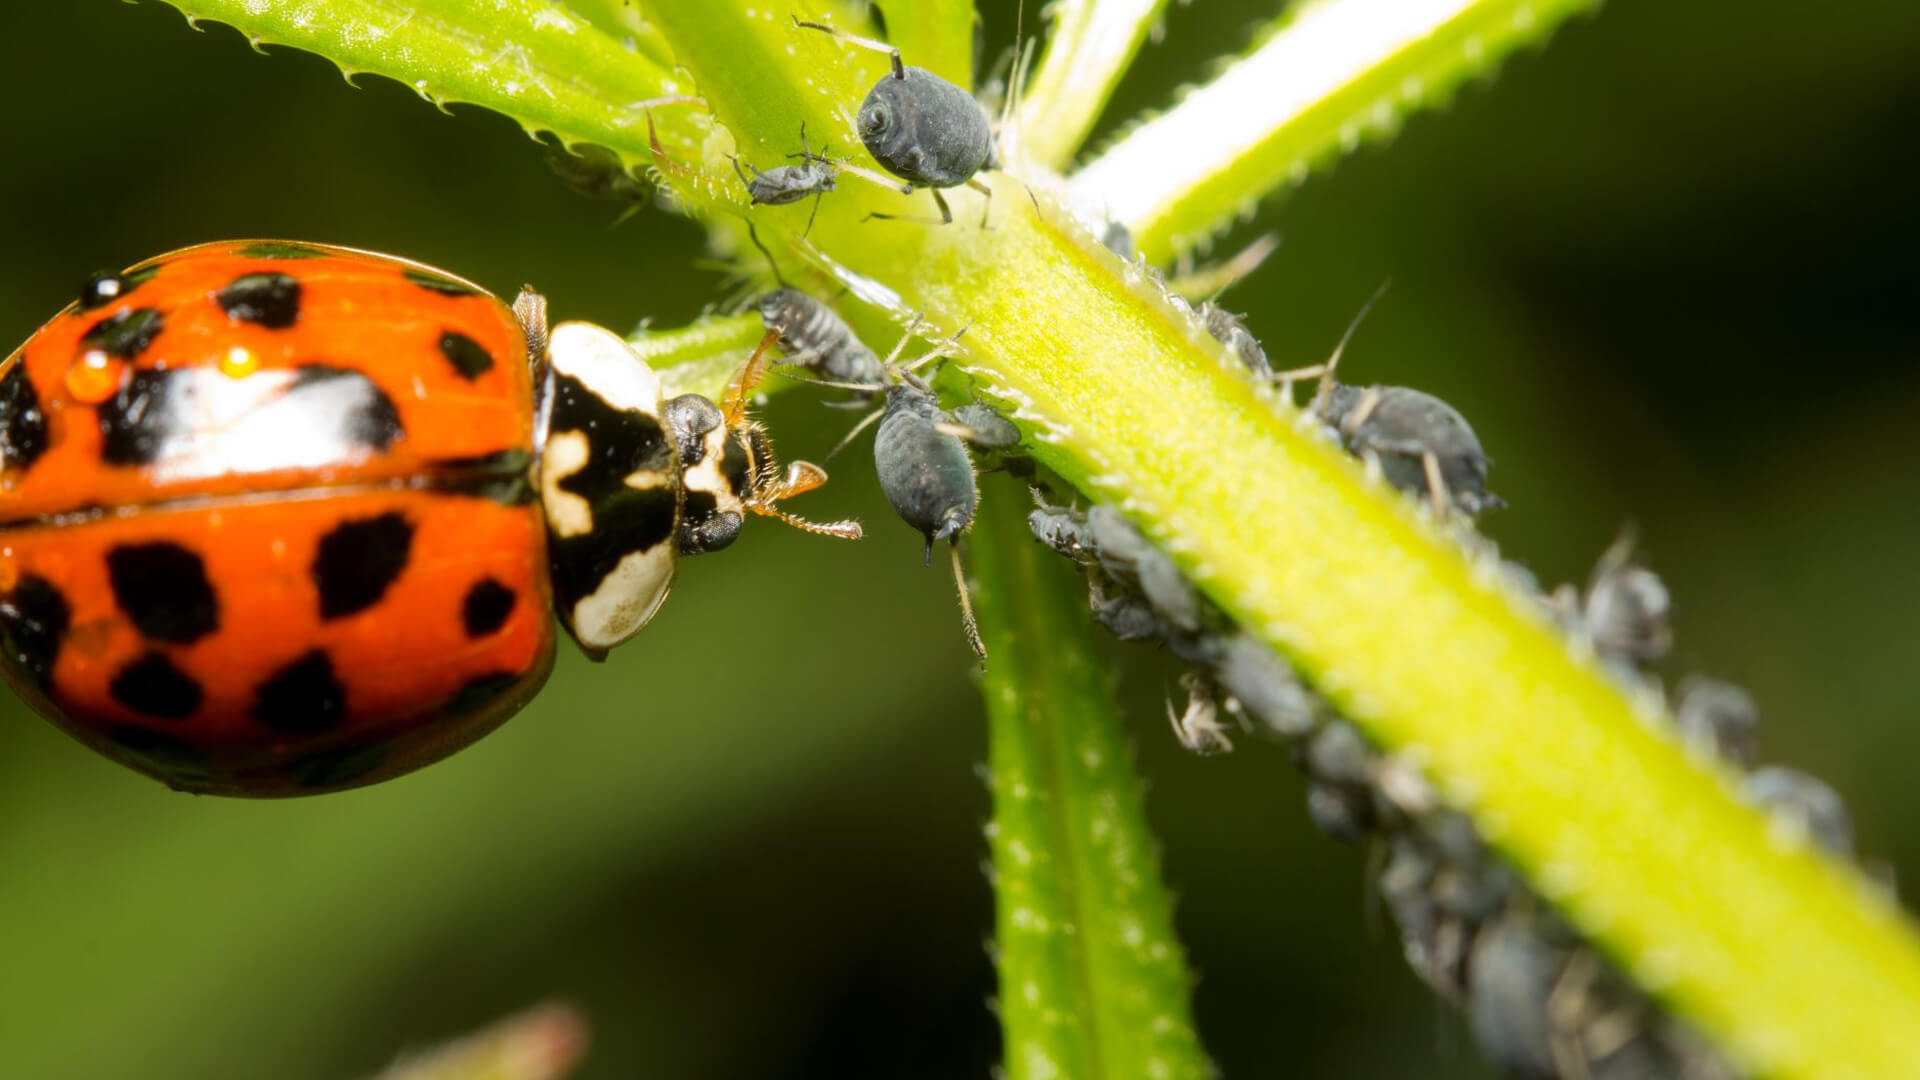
[216,272,302,329]
[99,365,404,468]
[108,724,211,779]
[234,241,328,260]
[0,363,48,473]
[405,268,481,297]
[98,369,179,466]
[544,373,678,627]
[312,512,414,620]
[0,575,71,690]
[79,264,160,310]
[107,542,218,643]
[439,330,494,380]
[442,671,524,716]
[289,740,390,789]
[109,652,203,720]
[462,578,516,638]
[253,650,347,735]
[83,307,165,359]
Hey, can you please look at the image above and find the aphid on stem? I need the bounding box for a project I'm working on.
[793,16,1001,226]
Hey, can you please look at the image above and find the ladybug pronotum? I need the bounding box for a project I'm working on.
[0,241,858,796]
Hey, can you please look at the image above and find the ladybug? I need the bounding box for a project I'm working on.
[0,241,859,797]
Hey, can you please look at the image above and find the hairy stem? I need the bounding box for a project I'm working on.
[972,486,1210,1080]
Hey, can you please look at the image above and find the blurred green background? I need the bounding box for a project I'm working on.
[3,1,1918,1076]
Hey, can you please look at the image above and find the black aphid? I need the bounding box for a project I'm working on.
[794,17,999,225]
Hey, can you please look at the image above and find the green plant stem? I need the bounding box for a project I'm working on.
[1011,0,1175,171]
[971,486,1209,1080]
[1068,0,1600,261]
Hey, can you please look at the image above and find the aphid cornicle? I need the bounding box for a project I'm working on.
[794,17,999,225]
[0,241,859,796]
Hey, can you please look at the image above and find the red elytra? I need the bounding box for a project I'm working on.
[0,241,554,795]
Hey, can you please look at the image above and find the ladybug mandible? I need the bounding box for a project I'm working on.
[0,241,859,796]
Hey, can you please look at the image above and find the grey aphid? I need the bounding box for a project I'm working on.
[1027,502,1091,560]
[1743,765,1855,856]
[1317,382,1502,517]
[755,289,886,387]
[732,124,838,237]
[1201,303,1271,378]
[1168,672,1234,755]
[1302,719,1374,786]
[1099,220,1136,259]
[875,378,977,562]
[1466,917,1567,1080]
[794,18,999,225]
[1086,506,1203,633]
[1087,575,1163,642]
[1673,675,1760,767]
[1213,632,1319,739]
[943,401,1022,450]
[1305,782,1374,843]
[1580,559,1672,665]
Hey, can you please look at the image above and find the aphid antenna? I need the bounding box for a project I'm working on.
[1307,279,1393,413]
[1164,232,1284,302]
[793,16,906,80]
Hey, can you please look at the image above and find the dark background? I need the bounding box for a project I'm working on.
[2,1,1917,1076]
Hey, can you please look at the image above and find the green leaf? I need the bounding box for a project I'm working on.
[1070,0,1601,261]
[971,488,1210,1080]
[156,0,696,166]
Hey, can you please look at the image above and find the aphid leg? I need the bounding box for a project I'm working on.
[745,223,791,288]
[1343,386,1384,437]
[865,188,954,226]
[729,154,759,195]
[1422,451,1451,520]
[724,330,783,425]
[966,177,995,229]
[792,17,906,80]
[803,189,823,238]
[950,544,987,661]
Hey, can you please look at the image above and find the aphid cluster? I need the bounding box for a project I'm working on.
[1029,477,1881,1077]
